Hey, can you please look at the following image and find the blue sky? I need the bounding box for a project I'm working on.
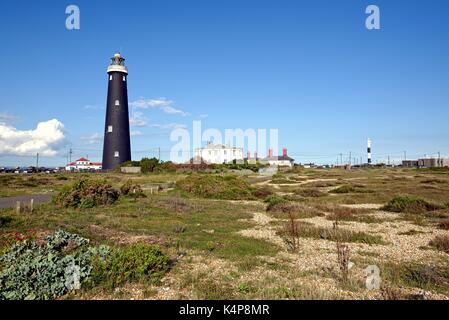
[0,0,448,166]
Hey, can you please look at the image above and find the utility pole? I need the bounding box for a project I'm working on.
[349,152,352,165]
[36,153,39,171]
[404,151,407,161]
[158,147,161,161]
[339,153,343,166]
[388,155,390,166]
[69,148,73,163]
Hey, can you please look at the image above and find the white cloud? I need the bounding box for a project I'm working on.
[0,112,18,124]
[80,132,103,145]
[199,114,209,119]
[84,105,103,110]
[130,98,189,117]
[150,123,187,130]
[0,119,66,156]
[130,130,143,137]
[129,111,148,127]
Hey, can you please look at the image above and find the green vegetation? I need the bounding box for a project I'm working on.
[176,174,255,200]
[429,235,449,253]
[381,262,449,294]
[382,196,441,214]
[53,179,119,209]
[90,244,169,288]
[0,230,110,300]
[279,221,386,245]
[295,188,326,198]
[329,185,357,194]
[120,180,146,198]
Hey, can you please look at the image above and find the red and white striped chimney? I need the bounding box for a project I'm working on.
[283,148,287,157]
[247,151,251,159]
[268,149,273,158]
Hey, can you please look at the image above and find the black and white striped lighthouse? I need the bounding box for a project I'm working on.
[102,53,131,170]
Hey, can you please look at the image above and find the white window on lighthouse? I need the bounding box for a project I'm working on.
[123,76,126,82]
[109,75,112,81]
[115,100,120,106]
[107,125,113,133]
[114,151,119,158]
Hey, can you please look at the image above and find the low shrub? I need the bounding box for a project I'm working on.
[176,174,255,200]
[382,196,441,214]
[438,219,449,230]
[53,179,119,209]
[0,216,13,228]
[295,188,326,198]
[120,180,146,198]
[278,222,385,245]
[329,185,356,194]
[90,244,169,288]
[252,186,275,199]
[429,235,449,253]
[264,195,288,211]
[0,230,110,300]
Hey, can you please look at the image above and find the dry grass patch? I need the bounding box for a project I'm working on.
[429,235,449,253]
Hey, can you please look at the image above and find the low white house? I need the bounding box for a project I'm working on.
[194,143,244,164]
[262,148,295,168]
[65,158,102,171]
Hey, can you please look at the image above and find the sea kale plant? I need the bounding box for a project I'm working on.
[0,230,110,300]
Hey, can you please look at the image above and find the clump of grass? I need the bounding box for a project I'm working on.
[0,216,13,228]
[329,185,356,194]
[429,235,449,253]
[438,219,449,230]
[176,174,255,200]
[398,229,426,236]
[277,221,385,245]
[420,178,446,184]
[382,262,449,293]
[382,196,441,214]
[315,204,378,224]
[53,179,119,209]
[90,244,170,289]
[120,180,146,198]
[252,186,275,199]
[264,195,288,211]
[295,188,326,198]
[266,196,324,218]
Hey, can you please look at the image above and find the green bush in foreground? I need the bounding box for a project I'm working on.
[120,180,146,198]
[90,244,170,288]
[0,230,110,300]
[53,179,119,208]
[264,195,288,211]
[176,174,255,200]
[382,196,441,213]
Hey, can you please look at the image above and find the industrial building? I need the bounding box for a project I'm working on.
[402,158,449,168]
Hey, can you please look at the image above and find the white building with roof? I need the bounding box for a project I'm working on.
[65,158,102,171]
[194,143,244,164]
[262,148,295,168]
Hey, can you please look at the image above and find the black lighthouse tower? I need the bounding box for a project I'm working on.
[102,53,131,170]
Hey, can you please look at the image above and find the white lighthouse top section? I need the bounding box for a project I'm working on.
[367,138,372,148]
[107,53,128,74]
